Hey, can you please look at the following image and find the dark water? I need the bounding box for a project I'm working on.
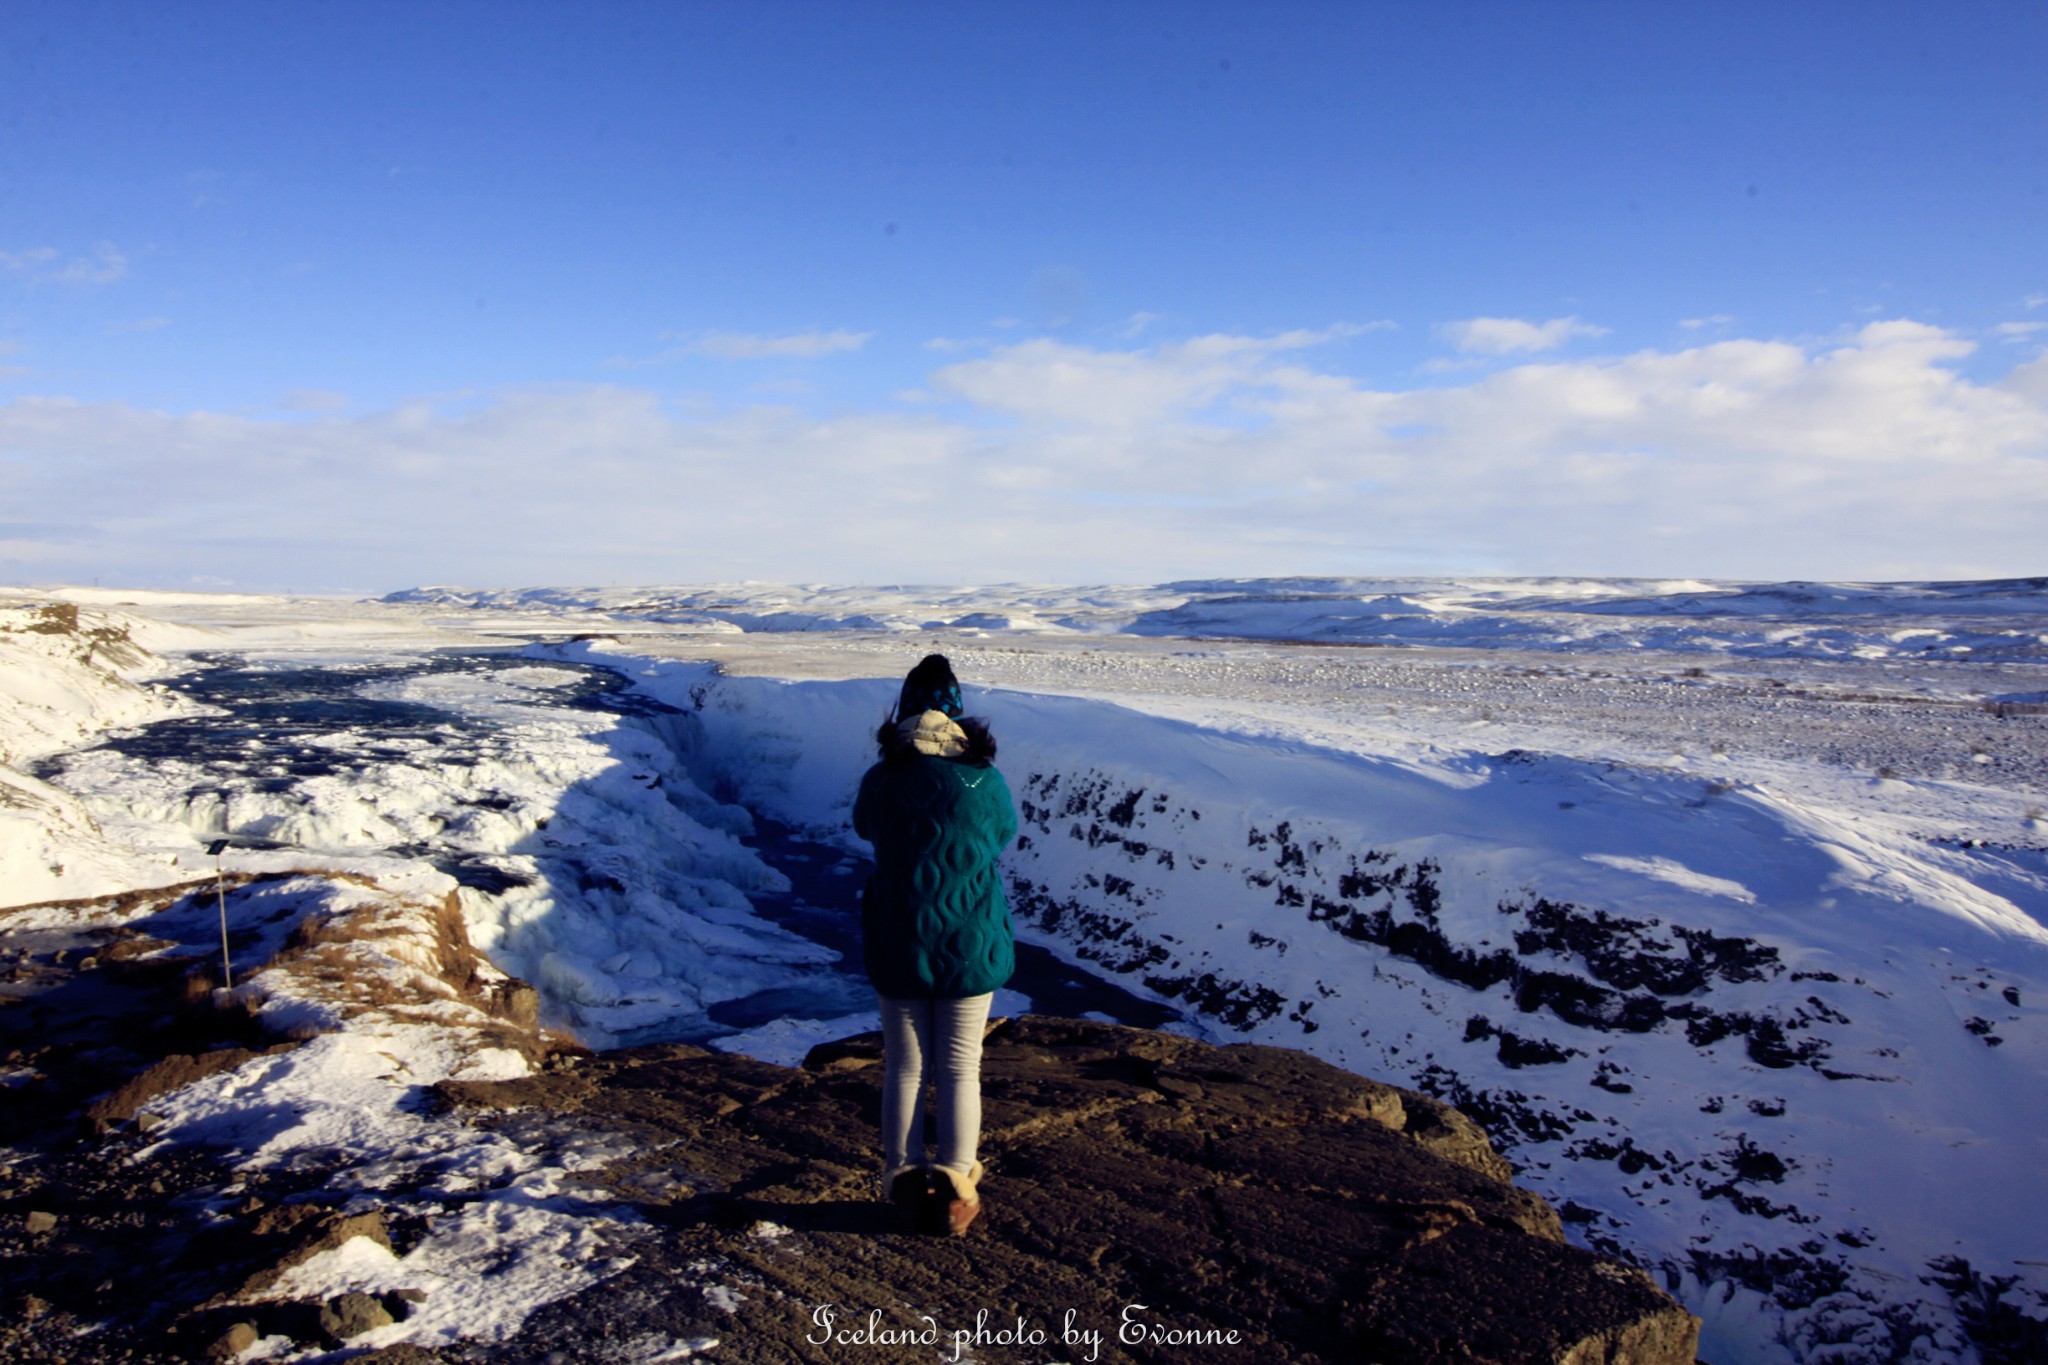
[33,649,677,886]
[40,648,1177,1046]
[34,652,474,791]
[32,650,674,793]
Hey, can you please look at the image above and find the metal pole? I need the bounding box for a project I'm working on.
[207,838,232,990]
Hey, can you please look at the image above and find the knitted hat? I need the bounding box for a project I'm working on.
[896,653,963,721]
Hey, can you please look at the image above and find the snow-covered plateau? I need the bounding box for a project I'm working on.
[4,577,2047,1363]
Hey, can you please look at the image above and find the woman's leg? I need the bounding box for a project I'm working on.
[930,993,994,1182]
[877,995,935,1174]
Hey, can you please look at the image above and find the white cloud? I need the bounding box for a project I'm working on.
[2,319,2043,587]
[282,389,349,412]
[678,329,873,360]
[105,316,171,335]
[1994,321,2046,342]
[930,327,1360,429]
[1439,315,1609,355]
[1680,314,1736,330]
[2002,351,2048,405]
[0,242,128,286]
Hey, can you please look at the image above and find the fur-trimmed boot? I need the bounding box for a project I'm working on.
[930,1160,984,1237]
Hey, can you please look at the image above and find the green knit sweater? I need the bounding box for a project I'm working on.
[852,752,1018,999]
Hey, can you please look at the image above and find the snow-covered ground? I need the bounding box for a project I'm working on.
[6,577,2048,1362]
[384,575,2048,664]
[0,597,220,903]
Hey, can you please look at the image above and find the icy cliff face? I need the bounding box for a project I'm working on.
[609,649,2048,1365]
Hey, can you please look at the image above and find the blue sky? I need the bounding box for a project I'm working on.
[3,2,2045,591]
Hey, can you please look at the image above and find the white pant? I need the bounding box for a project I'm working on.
[878,992,993,1176]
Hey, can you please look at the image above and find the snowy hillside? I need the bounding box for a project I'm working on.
[566,618,2048,1365]
[0,597,209,904]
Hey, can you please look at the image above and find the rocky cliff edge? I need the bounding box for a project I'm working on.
[432,1014,1701,1365]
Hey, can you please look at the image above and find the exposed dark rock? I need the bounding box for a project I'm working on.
[1592,1061,1635,1093]
[0,1139,242,1363]
[437,1015,1696,1364]
[1412,1064,1594,1150]
[1465,1014,1582,1068]
[320,1289,396,1341]
[1922,1255,2048,1365]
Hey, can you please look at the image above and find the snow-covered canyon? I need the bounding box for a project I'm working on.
[625,648,2048,1365]
[5,579,2047,1363]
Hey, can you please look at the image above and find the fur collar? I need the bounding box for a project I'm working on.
[897,710,968,757]
[877,711,999,764]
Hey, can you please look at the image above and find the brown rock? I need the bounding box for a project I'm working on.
[205,1321,259,1360]
[246,1201,320,1238]
[1350,1226,1701,1364]
[434,1069,597,1112]
[448,1015,1698,1364]
[352,1347,449,1364]
[490,980,542,1031]
[24,1209,56,1234]
[319,1290,394,1341]
[1400,1096,1517,1184]
[100,933,179,963]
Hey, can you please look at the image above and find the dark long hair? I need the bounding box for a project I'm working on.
[875,712,998,764]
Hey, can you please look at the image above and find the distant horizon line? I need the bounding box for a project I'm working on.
[12,573,2048,602]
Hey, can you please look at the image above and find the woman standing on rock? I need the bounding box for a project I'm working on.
[852,654,1017,1236]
